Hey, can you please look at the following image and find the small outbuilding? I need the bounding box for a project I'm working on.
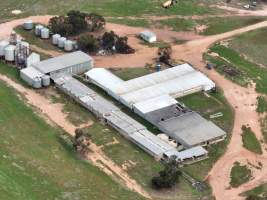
[139,30,157,43]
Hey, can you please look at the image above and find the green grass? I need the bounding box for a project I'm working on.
[230,162,252,188]
[209,44,267,94]
[256,96,267,114]
[260,116,267,143]
[178,90,234,180]
[243,183,267,199]
[229,28,267,69]
[199,16,267,35]
[0,0,221,22]
[0,80,145,200]
[241,125,262,154]
[156,18,196,32]
[107,18,149,27]
[110,66,154,80]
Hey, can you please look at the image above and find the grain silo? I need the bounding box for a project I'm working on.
[52,34,61,45]
[42,75,51,87]
[58,37,66,48]
[0,40,9,57]
[35,25,44,36]
[64,40,73,52]
[41,28,50,39]
[23,20,33,30]
[4,45,16,62]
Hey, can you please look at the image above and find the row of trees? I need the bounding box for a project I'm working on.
[49,10,105,36]
[77,31,135,54]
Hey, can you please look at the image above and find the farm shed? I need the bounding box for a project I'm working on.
[139,30,157,43]
[85,64,226,148]
[26,52,40,68]
[32,51,93,75]
[85,63,215,108]
[20,67,44,88]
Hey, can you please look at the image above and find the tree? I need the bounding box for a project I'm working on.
[73,128,91,155]
[78,34,100,53]
[102,31,118,50]
[49,16,74,36]
[246,195,263,200]
[151,157,181,189]
[85,13,106,32]
[158,46,172,63]
[115,36,135,54]
[67,10,87,32]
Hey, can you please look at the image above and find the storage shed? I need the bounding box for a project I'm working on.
[20,67,44,88]
[139,30,157,43]
[32,51,93,75]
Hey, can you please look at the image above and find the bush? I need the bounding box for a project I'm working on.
[151,158,181,189]
[78,34,99,53]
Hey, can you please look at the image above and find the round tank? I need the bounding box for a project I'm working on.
[64,40,73,52]
[42,75,50,87]
[52,34,61,45]
[16,41,30,55]
[0,40,9,56]
[58,37,66,48]
[23,20,33,30]
[33,77,42,89]
[4,45,16,62]
[35,25,44,36]
[41,28,50,39]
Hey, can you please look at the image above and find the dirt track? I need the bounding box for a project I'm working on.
[2,6,267,199]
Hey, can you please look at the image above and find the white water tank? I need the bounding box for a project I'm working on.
[52,34,61,45]
[42,75,50,87]
[58,37,66,48]
[33,77,42,89]
[4,45,16,61]
[35,25,44,36]
[41,28,50,39]
[23,20,33,30]
[0,40,9,57]
[64,40,73,52]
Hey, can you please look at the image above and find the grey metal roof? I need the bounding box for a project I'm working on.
[20,66,44,78]
[53,75,183,158]
[32,51,92,74]
[140,30,156,38]
[158,112,226,147]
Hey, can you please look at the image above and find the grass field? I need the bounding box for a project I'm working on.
[241,125,262,155]
[229,28,267,69]
[178,90,234,180]
[243,183,267,199]
[208,44,267,94]
[0,0,221,22]
[230,162,252,188]
[0,80,145,200]
[256,96,267,114]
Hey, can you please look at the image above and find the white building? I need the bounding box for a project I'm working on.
[139,30,157,43]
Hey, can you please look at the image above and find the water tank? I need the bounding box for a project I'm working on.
[52,34,61,45]
[4,45,16,62]
[64,40,73,52]
[41,28,50,39]
[23,20,33,30]
[0,40,9,57]
[42,75,50,87]
[32,77,42,89]
[58,37,66,48]
[35,25,44,36]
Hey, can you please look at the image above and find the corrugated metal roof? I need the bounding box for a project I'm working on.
[33,51,92,74]
[133,95,177,114]
[20,66,44,78]
[140,30,156,38]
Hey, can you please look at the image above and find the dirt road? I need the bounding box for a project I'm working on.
[2,8,267,199]
[0,75,150,199]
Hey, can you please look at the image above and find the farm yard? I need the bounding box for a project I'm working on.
[1,1,267,200]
